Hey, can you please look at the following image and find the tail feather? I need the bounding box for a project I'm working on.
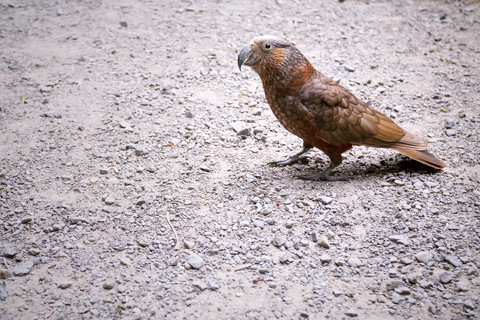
[394,148,446,169]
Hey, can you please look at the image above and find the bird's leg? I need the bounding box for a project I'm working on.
[268,142,313,166]
[298,153,351,181]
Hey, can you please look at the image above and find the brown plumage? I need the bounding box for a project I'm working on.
[237,36,446,180]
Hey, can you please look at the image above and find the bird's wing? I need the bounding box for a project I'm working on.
[298,73,427,150]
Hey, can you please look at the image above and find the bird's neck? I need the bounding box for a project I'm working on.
[259,60,315,96]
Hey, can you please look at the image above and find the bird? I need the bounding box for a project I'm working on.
[237,35,446,181]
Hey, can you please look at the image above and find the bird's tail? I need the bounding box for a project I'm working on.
[394,148,446,169]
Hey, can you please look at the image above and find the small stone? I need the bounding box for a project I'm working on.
[347,257,363,267]
[439,271,452,284]
[58,281,72,289]
[386,280,404,291]
[377,294,388,303]
[444,255,462,268]
[21,216,32,224]
[104,196,115,205]
[456,280,470,292]
[344,65,355,72]
[12,261,34,276]
[317,196,333,205]
[345,308,359,317]
[0,281,7,300]
[199,166,212,172]
[407,273,419,284]
[192,280,207,291]
[119,121,131,129]
[445,129,456,136]
[445,119,455,129]
[28,248,41,256]
[119,21,128,28]
[334,258,345,266]
[184,240,195,249]
[395,286,411,295]
[187,254,204,270]
[253,220,265,229]
[389,234,411,245]
[285,220,294,228]
[332,288,343,296]
[426,300,436,314]
[319,254,332,264]
[3,247,17,258]
[463,299,475,310]
[207,280,220,291]
[419,279,434,289]
[99,168,108,174]
[391,292,403,304]
[0,269,13,279]
[103,280,115,290]
[415,251,433,264]
[116,285,126,293]
[279,253,292,264]
[119,257,131,266]
[272,237,286,248]
[318,236,330,249]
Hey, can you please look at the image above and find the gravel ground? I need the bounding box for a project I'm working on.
[1,0,479,319]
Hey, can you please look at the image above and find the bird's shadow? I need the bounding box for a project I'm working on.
[290,155,441,181]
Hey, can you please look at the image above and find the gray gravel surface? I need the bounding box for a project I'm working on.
[1,0,479,319]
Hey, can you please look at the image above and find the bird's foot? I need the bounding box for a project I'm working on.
[268,156,304,167]
[268,145,312,167]
[297,173,351,181]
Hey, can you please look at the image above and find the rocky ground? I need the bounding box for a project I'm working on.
[1,0,479,319]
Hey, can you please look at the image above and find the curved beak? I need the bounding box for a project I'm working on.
[237,45,254,71]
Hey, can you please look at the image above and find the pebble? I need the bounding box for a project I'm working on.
[444,255,462,268]
[0,269,13,279]
[445,129,456,136]
[183,240,195,249]
[345,308,359,317]
[317,196,334,205]
[3,247,17,258]
[253,220,265,228]
[207,280,220,291]
[445,119,456,129]
[332,288,343,296]
[388,234,411,245]
[104,196,115,205]
[0,281,7,300]
[439,271,452,284]
[279,253,292,264]
[415,251,433,264]
[272,237,286,247]
[347,257,363,267]
[192,280,207,291]
[391,292,403,304]
[386,280,404,291]
[187,254,204,270]
[58,281,73,289]
[344,66,356,72]
[12,260,34,276]
[120,257,131,266]
[395,287,411,295]
[334,258,345,266]
[317,236,330,249]
[103,280,115,290]
[319,254,332,264]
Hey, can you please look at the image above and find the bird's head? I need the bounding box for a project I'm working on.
[238,36,313,90]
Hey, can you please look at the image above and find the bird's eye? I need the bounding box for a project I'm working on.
[264,43,272,50]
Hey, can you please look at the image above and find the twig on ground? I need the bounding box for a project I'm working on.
[44,307,58,319]
[166,210,180,250]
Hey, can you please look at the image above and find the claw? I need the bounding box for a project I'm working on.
[268,145,312,167]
